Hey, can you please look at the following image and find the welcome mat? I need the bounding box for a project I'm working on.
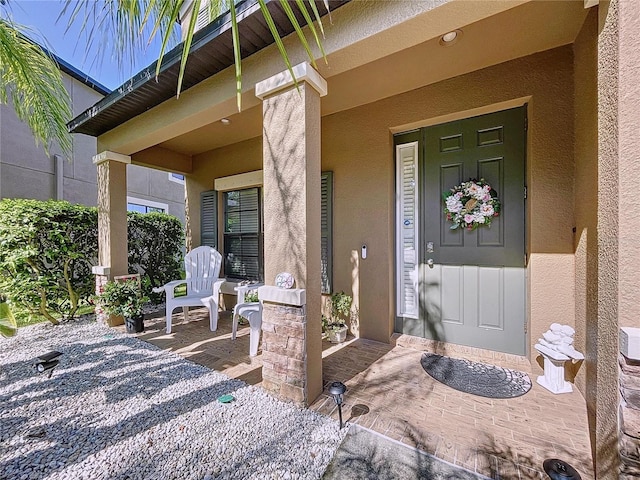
[322,425,488,480]
[420,352,532,399]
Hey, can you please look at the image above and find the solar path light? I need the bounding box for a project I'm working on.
[329,381,347,429]
[35,351,63,378]
[543,459,581,480]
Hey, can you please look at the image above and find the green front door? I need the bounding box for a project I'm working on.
[395,106,527,355]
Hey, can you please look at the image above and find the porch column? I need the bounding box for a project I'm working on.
[92,151,130,323]
[611,0,640,478]
[256,63,327,405]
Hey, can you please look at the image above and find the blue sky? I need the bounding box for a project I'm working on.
[5,0,178,91]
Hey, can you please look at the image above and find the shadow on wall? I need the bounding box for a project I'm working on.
[262,96,307,286]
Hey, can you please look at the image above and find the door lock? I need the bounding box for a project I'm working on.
[427,258,434,268]
[426,242,434,253]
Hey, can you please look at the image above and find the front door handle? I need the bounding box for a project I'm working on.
[427,258,434,268]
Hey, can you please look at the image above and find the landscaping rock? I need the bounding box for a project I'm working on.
[0,318,346,479]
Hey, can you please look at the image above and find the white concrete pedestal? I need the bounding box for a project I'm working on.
[535,344,573,394]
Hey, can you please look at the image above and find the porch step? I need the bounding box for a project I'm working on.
[391,333,532,373]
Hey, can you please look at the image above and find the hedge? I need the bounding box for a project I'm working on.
[0,199,183,324]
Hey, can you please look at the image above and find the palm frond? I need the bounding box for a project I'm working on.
[0,18,72,157]
[58,0,329,113]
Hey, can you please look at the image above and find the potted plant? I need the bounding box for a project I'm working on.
[95,280,148,333]
[323,291,352,343]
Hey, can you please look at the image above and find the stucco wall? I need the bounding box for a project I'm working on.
[187,136,263,249]
[573,8,598,407]
[0,71,185,222]
[188,46,578,352]
[323,45,576,347]
[595,0,622,477]
[618,0,640,331]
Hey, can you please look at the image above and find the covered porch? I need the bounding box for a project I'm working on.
[70,1,640,478]
[126,308,593,480]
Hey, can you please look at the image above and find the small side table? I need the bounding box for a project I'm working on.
[232,283,264,357]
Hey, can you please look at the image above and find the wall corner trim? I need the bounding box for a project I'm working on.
[255,62,327,99]
[93,150,132,166]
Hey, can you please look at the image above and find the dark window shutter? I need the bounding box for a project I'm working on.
[201,190,218,249]
[321,172,333,294]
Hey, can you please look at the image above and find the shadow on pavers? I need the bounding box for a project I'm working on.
[322,425,489,480]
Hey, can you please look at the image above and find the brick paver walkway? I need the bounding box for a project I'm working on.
[130,308,594,480]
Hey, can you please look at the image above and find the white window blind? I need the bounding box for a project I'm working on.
[396,142,419,319]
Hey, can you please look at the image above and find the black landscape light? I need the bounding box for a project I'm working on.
[543,459,582,480]
[35,351,63,378]
[329,381,347,429]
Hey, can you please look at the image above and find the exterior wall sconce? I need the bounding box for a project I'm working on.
[329,381,347,429]
[35,351,62,378]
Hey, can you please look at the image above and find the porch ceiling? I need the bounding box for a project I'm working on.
[158,0,588,157]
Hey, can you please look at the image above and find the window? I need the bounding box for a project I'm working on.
[223,188,262,281]
[169,173,185,184]
[126,196,168,214]
[201,171,333,290]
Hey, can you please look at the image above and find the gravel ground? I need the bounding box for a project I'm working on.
[0,317,347,480]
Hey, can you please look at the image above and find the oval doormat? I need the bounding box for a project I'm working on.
[420,352,532,399]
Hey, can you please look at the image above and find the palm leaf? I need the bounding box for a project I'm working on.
[278,0,317,68]
[257,0,296,94]
[57,0,330,113]
[0,301,17,338]
[0,18,72,157]
[294,0,327,62]
[229,0,242,111]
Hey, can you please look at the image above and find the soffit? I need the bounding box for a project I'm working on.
[68,0,349,137]
[159,0,589,156]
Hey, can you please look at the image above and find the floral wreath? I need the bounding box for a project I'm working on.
[443,179,500,230]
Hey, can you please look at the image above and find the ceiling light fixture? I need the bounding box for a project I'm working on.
[221,118,231,125]
[440,30,463,46]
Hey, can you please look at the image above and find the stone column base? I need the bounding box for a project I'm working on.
[260,301,308,406]
[619,351,640,478]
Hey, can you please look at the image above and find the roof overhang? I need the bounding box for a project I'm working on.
[68,0,349,137]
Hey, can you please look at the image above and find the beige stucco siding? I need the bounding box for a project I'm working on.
[573,8,598,403]
[322,45,576,347]
[186,137,262,251]
[187,45,577,350]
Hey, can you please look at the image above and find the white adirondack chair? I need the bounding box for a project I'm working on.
[153,246,224,334]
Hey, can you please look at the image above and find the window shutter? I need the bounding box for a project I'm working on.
[201,190,218,249]
[196,2,210,31]
[321,172,333,294]
[396,143,419,318]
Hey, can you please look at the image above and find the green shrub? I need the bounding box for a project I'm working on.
[94,279,148,318]
[127,212,183,300]
[0,200,97,324]
[0,200,184,324]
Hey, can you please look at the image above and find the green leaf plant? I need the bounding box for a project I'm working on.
[94,279,148,319]
[0,13,72,157]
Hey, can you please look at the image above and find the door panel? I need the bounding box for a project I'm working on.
[396,106,527,355]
